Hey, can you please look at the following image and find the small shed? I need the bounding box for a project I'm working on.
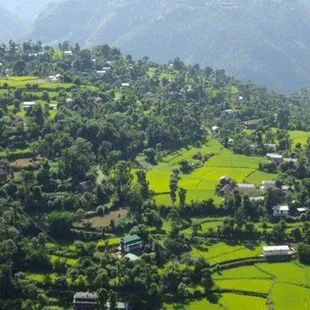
[105,302,130,310]
[273,205,289,217]
[263,245,290,257]
[0,170,9,182]
[124,253,140,261]
[266,153,283,165]
[212,126,219,132]
[121,83,130,87]
[23,101,36,108]
[64,50,73,56]
[261,180,277,190]
[76,181,94,193]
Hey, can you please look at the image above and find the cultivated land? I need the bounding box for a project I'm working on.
[141,139,273,205]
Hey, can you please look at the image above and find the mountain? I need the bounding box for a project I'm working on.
[0,5,24,42]
[0,0,62,22]
[26,0,310,92]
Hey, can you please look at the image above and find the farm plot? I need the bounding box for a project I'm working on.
[213,265,272,280]
[256,262,305,285]
[74,208,127,228]
[271,283,309,310]
[146,139,267,204]
[219,293,267,310]
[215,279,273,294]
[191,242,262,265]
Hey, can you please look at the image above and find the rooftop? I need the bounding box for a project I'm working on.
[121,234,142,244]
[266,153,283,159]
[74,292,97,299]
[263,245,289,252]
[124,253,140,261]
[273,205,289,212]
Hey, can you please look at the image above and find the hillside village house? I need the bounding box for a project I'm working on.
[96,70,106,76]
[73,292,130,310]
[121,83,130,87]
[263,245,290,257]
[120,235,143,253]
[0,170,10,182]
[273,205,289,217]
[23,101,36,108]
[73,292,97,310]
[261,180,277,190]
[76,181,94,194]
[264,143,277,152]
[266,153,283,165]
[64,50,73,56]
[250,196,265,202]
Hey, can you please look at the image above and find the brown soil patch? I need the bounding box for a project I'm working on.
[75,208,127,228]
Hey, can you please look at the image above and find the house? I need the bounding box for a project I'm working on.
[220,184,233,195]
[102,66,112,71]
[96,70,106,76]
[76,181,94,193]
[224,109,234,114]
[244,122,258,130]
[212,126,219,132]
[250,196,265,202]
[121,83,130,87]
[106,302,130,310]
[219,176,232,185]
[296,208,307,215]
[237,183,255,189]
[73,292,97,310]
[64,50,73,56]
[263,245,290,257]
[12,115,23,123]
[66,98,74,104]
[120,235,143,253]
[49,104,57,110]
[284,158,298,163]
[266,153,283,165]
[23,101,36,108]
[124,253,140,261]
[264,143,277,152]
[261,180,277,190]
[0,170,9,182]
[273,205,289,217]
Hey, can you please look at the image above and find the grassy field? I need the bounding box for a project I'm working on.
[289,130,310,145]
[216,279,272,293]
[271,283,309,310]
[165,294,266,310]
[143,139,269,205]
[49,255,78,266]
[191,242,262,265]
[213,265,272,280]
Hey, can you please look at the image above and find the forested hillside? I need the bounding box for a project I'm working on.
[2,41,310,309]
[0,6,23,43]
[0,0,62,22]
[25,0,310,92]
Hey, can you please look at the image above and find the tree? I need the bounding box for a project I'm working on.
[111,161,133,205]
[178,188,187,208]
[136,170,150,199]
[97,288,108,310]
[108,290,117,310]
[169,169,180,206]
[61,137,95,181]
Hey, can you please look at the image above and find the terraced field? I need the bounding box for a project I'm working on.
[191,242,262,265]
[144,139,271,205]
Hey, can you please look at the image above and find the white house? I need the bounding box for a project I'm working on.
[263,245,290,257]
[212,126,219,132]
[273,205,289,217]
[49,104,57,110]
[64,50,73,56]
[96,70,106,75]
[237,183,255,189]
[23,101,36,108]
[121,83,130,87]
[124,253,140,261]
[250,196,265,202]
[261,180,277,190]
[106,302,130,310]
[266,153,283,165]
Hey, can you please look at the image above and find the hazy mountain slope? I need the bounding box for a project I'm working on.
[0,5,24,42]
[27,0,310,92]
[0,0,62,22]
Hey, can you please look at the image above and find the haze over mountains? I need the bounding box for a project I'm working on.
[2,0,310,92]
